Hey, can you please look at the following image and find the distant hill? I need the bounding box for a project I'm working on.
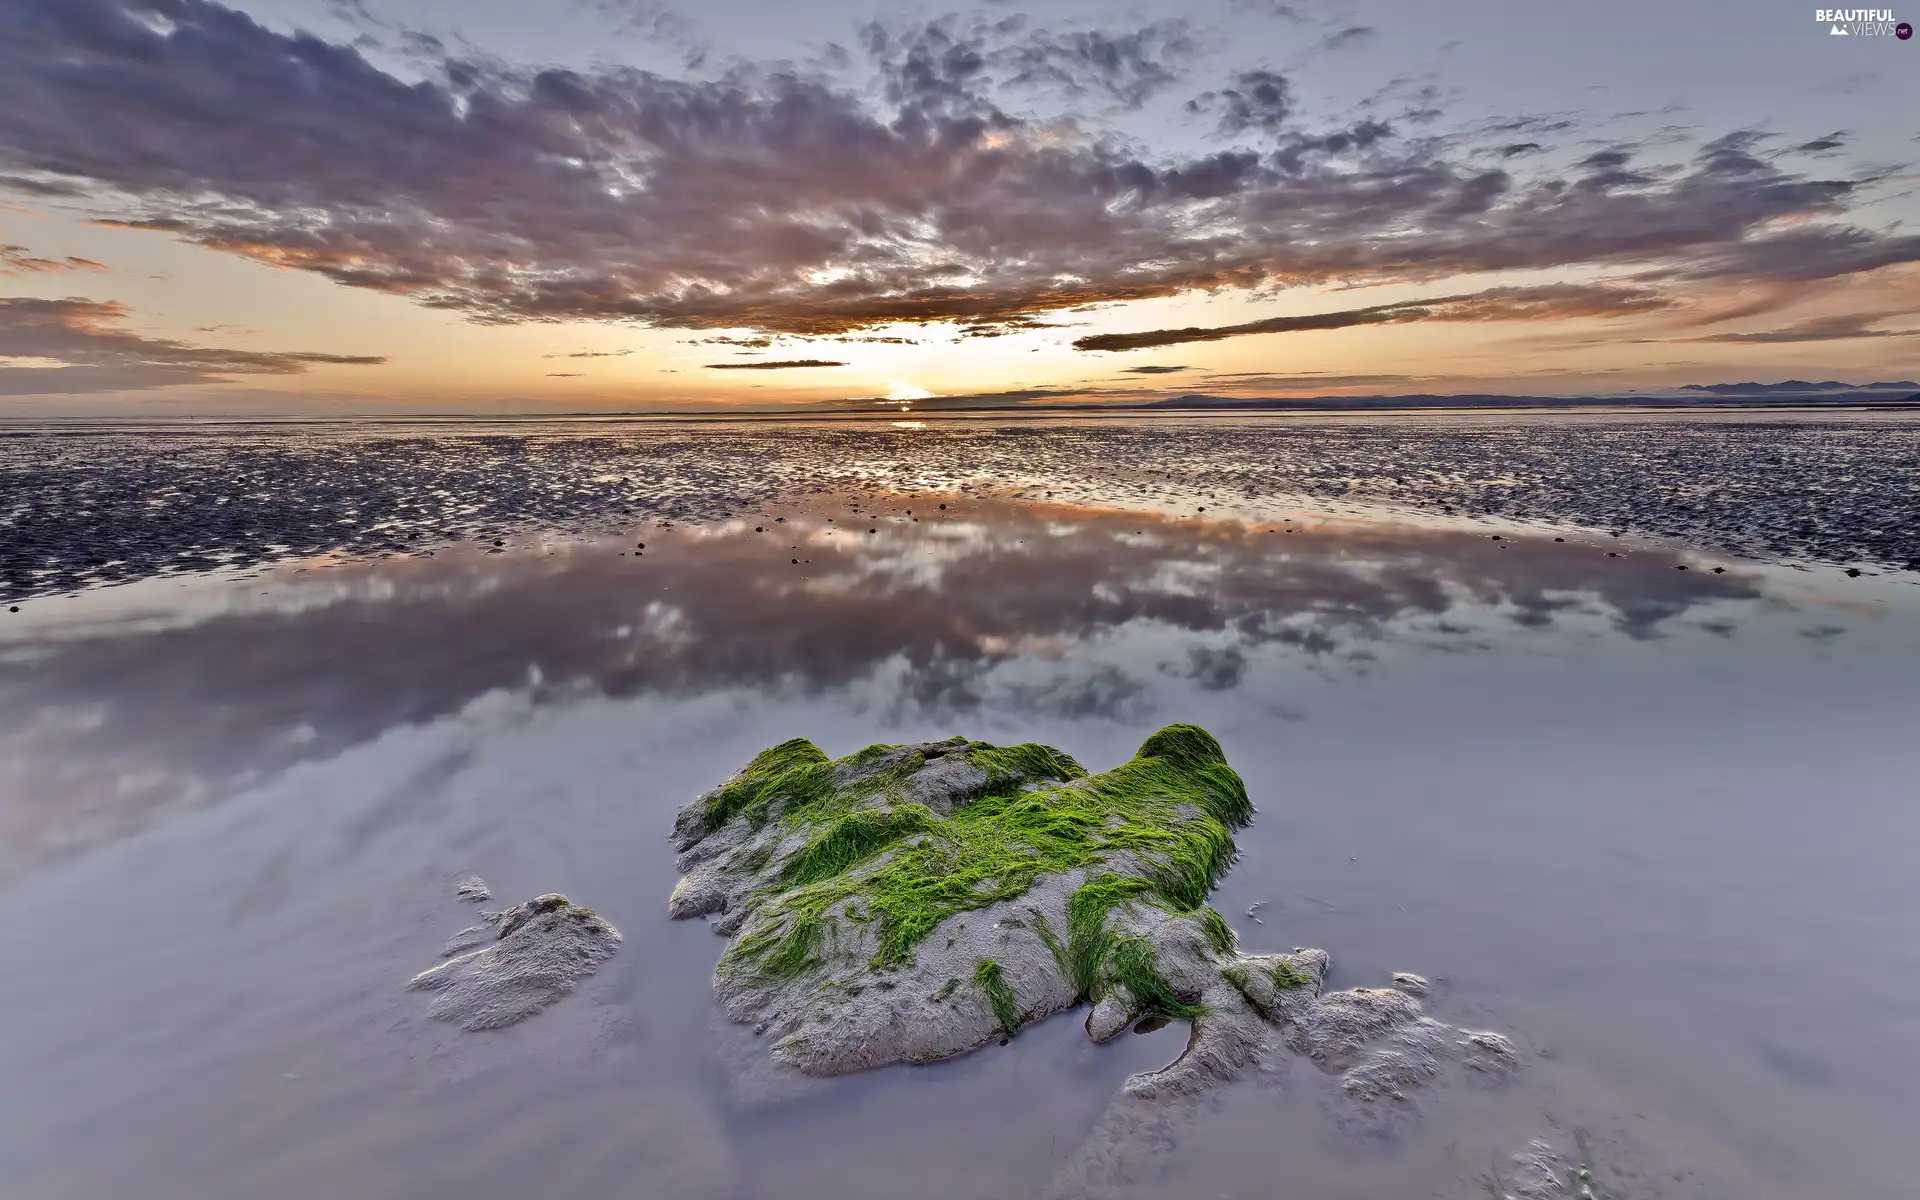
[1678,380,1917,395]
[1137,387,1920,411]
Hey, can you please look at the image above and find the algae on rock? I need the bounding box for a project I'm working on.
[671,724,1518,1105]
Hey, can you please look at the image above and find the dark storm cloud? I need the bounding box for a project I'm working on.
[0,0,1911,339]
[0,297,384,394]
[705,359,847,369]
[1675,313,1919,344]
[1498,142,1545,158]
[1075,284,1668,351]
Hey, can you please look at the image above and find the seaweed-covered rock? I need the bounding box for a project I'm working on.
[670,725,1516,1103]
[409,893,622,1030]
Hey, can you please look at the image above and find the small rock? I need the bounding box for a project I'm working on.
[409,893,622,1030]
[453,875,491,903]
[1390,972,1430,996]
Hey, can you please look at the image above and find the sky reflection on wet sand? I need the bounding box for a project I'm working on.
[0,490,1915,1199]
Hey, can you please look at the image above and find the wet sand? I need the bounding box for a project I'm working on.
[1,422,1917,1199]
[3,410,1918,602]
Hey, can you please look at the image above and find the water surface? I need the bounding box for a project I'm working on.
[1,425,1916,1199]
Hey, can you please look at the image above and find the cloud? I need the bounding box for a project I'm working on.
[1674,313,1920,344]
[1189,69,1294,136]
[1,244,106,274]
[0,296,384,394]
[818,386,1095,409]
[1075,283,1668,351]
[1201,371,1420,389]
[1313,26,1376,53]
[997,21,1198,107]
[1792,131,1848,155]
[0,1,1912,339]
[864,14,1198,110]
[543,348,632,358]
[705,359,847,369]
[1121,364,1194,373]
[0,173,86,197]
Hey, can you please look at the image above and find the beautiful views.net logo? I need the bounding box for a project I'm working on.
[1815,8,1912,35]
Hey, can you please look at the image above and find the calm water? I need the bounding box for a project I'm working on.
[1,421,1916,1199]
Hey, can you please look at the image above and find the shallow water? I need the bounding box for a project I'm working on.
[1,419,1916,1199]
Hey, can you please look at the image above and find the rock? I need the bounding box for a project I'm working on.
[669,725,1518,1107]
[409,893,622,1030]
[1492,1138,1583,1199]
[453,875,491,903]
[1391,971,1430,995]
[440,925,493,957]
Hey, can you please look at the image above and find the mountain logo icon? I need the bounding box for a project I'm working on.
[1830,23,1848,33]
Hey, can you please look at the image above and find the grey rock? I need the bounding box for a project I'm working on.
[440,924,492,957]
[670,726,1519,1111]
[409,893,621,1030]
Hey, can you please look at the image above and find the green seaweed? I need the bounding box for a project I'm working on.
[780,806,938,887]
[1198,907,1237,955]
[975,959,1022,1034]
[716,725,1249,984]
[1221,962,1254,999]
[1109,936,1207,1021]
[698,737,834,833]
[1272,959,1317,990]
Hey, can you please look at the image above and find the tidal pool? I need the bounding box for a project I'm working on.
[0,475,1915,1199]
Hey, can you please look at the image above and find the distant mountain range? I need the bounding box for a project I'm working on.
[1677,380,1917,395]
[1137,382,1920,411]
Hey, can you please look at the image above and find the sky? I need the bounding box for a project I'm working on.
[0,0,1917,414]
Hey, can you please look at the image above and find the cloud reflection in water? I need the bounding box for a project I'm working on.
[0,495,1758,870]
